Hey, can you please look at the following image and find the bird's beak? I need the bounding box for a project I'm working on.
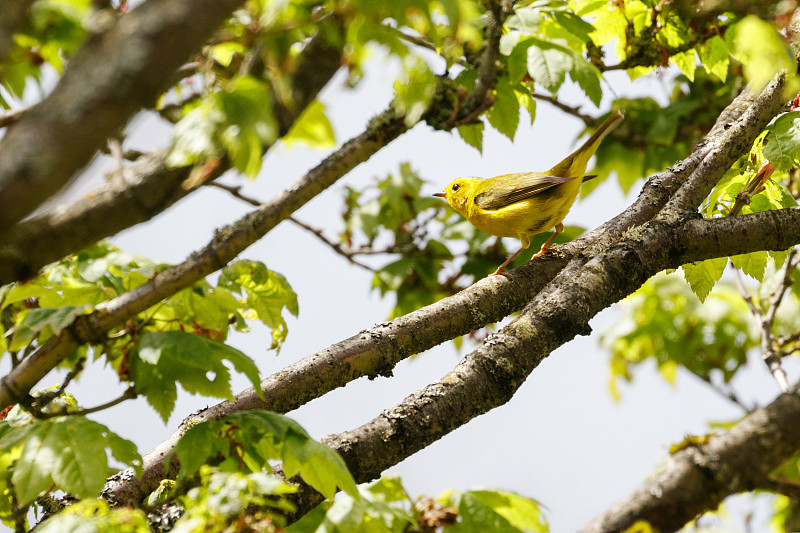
[432,192,446,198]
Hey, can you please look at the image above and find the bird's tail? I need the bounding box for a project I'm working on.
[547,110,624,177]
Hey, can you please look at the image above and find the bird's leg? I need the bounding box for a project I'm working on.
[491,245,527,278]
[531,223,564,258]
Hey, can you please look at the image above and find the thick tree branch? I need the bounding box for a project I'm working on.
[0,0,32,64]
[0,105,412,411]
[582,380,800,533]
[0,29,345,285]
[0,0,246,234]
[104,4,515,505]
[0,107,26,129]
[104,253,568,505]
[567,78,769,255]
[102,74,787,505]
[663,75,787,215]
[283,208,800,520]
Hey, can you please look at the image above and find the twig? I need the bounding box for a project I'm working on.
[31,358,86,410]
[383,24,469,67]
[531,92,594,126]
[208,181,263,207]
[209,181,380,272]
[30,387,137,419]
[728,161,776,217]
[733,265,759,315]
[287,216,378,272]
[0,106,25,128]
[733,251,796,393]
[698,374,752,412]
[454,0,506,124]
[761,249,797,392]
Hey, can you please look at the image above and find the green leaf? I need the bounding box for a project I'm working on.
[167,76,277,178]
[671,50,697,82]
[173,467,295,531]
[682,257,728,303]
[569,55,602,107]
[373,258,414,295]
[174,412,357,500]
[281,100,336,150]
[696,35,729,83]
[36,500,150,533]
[174,423,223,479]
[732,15,799,93]
[731,252,768,281]
[457,122,484,153]
[283,428,358,499]
[462,490,547,532]
[131,331,261,422]
[505,6,542,35]
[764,111,800,170]
[210,42,246,68]
[583,1,627,48]
[288,476,416,533]
[219,77,278,177]
[506,38,531,84]
[166,100,223,168]
[8,304,89,351]
[525,38,570,94]
[0,418,141,504]
[487,78,520,141]
[392,56,437,127]
[551,11,596,43]
[514,87,537,124]
[168,283,241,337]
[443,490,545,533]
[218,260,299,349]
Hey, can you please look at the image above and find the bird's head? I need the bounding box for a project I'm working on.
[433,178,479,215]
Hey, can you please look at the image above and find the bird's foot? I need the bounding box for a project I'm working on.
[531,245,558,259]
[490,267,513,280]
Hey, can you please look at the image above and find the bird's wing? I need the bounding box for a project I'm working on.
[473,173,581,210]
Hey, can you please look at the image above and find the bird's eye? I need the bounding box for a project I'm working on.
[452,183,460,192]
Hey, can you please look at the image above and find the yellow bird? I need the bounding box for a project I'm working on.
[434,110,624,277]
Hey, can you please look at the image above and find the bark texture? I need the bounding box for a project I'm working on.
[0,30,345,284]
[0,0,245,232]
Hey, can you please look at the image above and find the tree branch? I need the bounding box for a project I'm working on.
[582,380,800,533]
[758,249,797,392]
[102,74,788,506]
[207,182,379,271]
[283,207,800,520]
[662,74,787,215]
[0,0,510,409]
[566,78,768,256]
[0,28,346,285]
[0,107,26,129]
[531,92,594,125]
[0,0,246,234]
[0,105,412,412]
[104,3,515,505]
[0,0,32,64]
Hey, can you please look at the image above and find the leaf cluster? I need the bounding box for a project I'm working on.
[0,244,297,423]
[0,0,94,107]
[292,475,547,533]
